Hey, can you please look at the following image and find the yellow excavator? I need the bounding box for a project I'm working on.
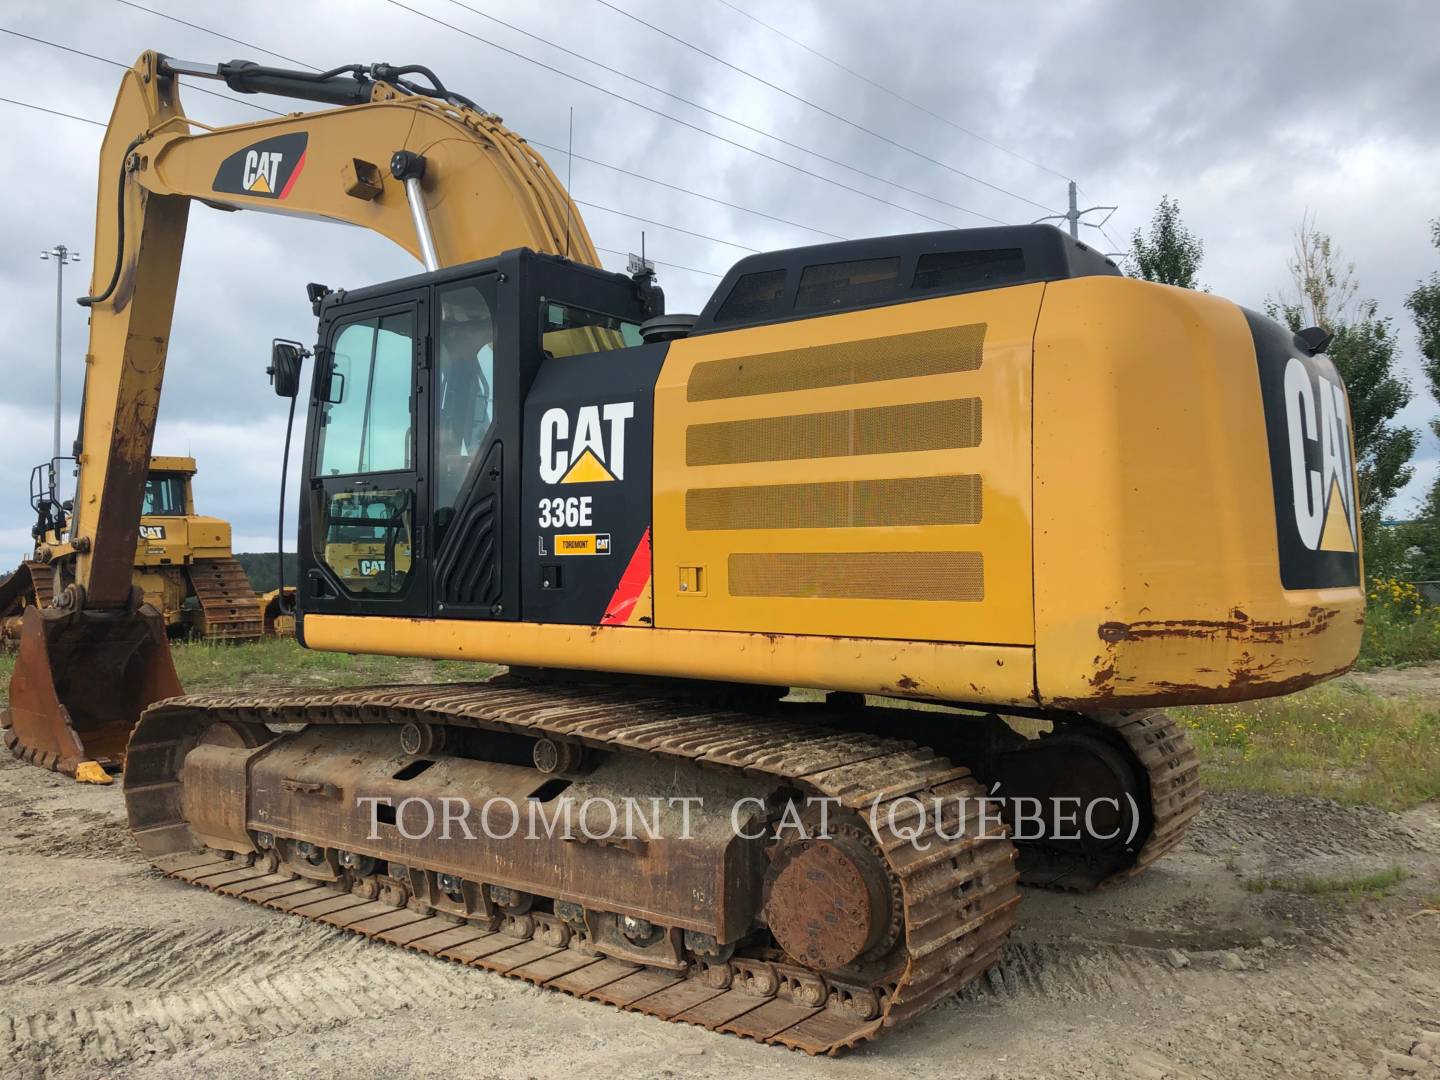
[1,455,265,646]
[0,52,1364,1052]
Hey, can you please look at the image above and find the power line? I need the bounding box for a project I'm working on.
[712,0,1071,182]
[0,91,728,285]
[1076,184,1128,255]
[381,0,993,229]
[1,27,285,116]
[577,200,758,252]
[592,0,1058,214]
[108,0,894,238]
[112,0,311,68]
[427,0,989,226]
[3,29,761,260]
[595,245,723,278]
[0,96,104,126]
[529,140,846,241]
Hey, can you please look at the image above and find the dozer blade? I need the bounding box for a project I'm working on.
[1,600,181,781]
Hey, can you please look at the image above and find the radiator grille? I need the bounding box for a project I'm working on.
[687,323,985,402]
[686,398,982,466]
[728,551,984,602]
[687,475,982,531]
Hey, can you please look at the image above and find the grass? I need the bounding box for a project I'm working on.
[1245,865,1408,901]
[1355,602,1440,670]
[0,637,489,707]
[169,637,490,693]
[1175,678,1440,811]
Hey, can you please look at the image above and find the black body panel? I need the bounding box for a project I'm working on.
[522,342,668,625]
[1244,308,1361,590]
[297,249,655,633]
[691,224,1119,335]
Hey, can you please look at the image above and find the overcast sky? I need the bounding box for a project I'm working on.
[1,0,1437,560]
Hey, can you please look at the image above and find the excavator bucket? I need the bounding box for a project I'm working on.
[1,600,181,783]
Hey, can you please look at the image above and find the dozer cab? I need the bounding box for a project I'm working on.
[2,52,1364,1051]
[2,456,265,648]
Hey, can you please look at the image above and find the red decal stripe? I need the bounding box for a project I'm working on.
[278,150,307,200]
[601,529,651,625]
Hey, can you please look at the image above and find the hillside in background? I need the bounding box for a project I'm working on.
[234,552,297,594]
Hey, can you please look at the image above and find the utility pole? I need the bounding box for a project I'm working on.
[1035,181,1118,243]
[39,244,81,464]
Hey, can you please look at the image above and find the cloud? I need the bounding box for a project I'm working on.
[1,0,1437,571]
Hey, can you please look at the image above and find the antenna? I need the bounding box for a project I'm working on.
[564,105,574,259]
[627,232,654,278]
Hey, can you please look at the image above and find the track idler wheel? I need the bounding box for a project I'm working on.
[1,585,181,781]
[993,728,1146,889]
[763,819,901,974]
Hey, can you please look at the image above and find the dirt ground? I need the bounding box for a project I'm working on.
[2,691,1438,1079]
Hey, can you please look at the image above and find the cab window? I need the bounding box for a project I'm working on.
[435,284,497,518]
[141,474,186,516]
[317,312,415,476]
[541,301,642,358]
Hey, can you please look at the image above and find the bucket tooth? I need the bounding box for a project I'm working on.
[1,598,181,778]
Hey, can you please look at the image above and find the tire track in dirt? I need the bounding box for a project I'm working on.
[0,927,499,1075]
[0,810,133,859]
[0,923,363,989]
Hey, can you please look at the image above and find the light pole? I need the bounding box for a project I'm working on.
[39,244,81,464]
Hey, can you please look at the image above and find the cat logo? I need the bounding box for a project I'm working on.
[538,402,635,485]
[138,524,167,541]
[211,132,309,201]
[1283,357,1357,555]
[243,150,285,194]
[1248,309,1361,590]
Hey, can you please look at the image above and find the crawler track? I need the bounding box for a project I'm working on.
[185,556,263,642]
[126,682,1022,1054]
[1097,710,1203,881]
[0,561,55,646]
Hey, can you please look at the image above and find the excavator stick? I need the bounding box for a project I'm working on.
[1,591,181,783]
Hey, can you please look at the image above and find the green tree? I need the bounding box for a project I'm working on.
[1404,219,1440,578]
[1129,195,1204,288]
[1267,216,1417,537]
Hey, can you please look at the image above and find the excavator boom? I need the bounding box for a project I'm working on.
[1,50,595,778]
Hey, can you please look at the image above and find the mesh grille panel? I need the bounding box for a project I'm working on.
[686,398,982,466]
[687,475,982,531]
[687,323,985,402]
[728,551,984,602]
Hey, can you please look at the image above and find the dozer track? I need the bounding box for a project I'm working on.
[124,681,1023,1054]
[0,561,56,646]
[185,557,263,642]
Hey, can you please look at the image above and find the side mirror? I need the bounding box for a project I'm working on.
[268,339,308,398]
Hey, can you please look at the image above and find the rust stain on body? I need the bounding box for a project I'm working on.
[1097,606,1340,646]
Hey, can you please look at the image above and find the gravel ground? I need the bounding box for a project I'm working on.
[0,737,1437,1079]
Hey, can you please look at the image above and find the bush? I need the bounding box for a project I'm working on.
[1357,578,1440,669]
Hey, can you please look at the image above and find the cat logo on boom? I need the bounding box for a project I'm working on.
[538,402,634,485]
[210,132,309,201]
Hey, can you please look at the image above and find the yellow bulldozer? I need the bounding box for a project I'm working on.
[0,52,1364,1053]
[0,455,269,646]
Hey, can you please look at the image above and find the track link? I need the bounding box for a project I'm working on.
[185,557,263,642]
[1097,709,1202,881]
[1007,709,1203,891]
[125,681,1021,1054]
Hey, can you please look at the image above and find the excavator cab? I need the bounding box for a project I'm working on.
[292,251,654,627]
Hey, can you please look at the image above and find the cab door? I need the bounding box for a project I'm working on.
[301,291,429,617]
